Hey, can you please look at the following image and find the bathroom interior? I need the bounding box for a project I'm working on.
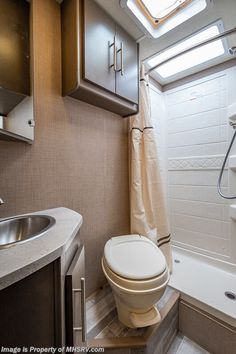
[0,0,235,353]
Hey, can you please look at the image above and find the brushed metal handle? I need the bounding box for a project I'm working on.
[72,277,86,342]
[80,278,86,342]
[108,36,117,71]
[116,42,124,76]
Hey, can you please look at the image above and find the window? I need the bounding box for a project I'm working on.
[140,0,191,20]
[146,23,226,78]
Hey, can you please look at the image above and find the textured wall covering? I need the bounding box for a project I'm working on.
[0,0,129,295]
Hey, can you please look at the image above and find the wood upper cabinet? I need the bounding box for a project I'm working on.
[61,0,139,117]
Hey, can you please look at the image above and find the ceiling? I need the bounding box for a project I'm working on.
[95,0,236,84]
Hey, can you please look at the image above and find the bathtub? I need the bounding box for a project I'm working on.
[169,245,236,327]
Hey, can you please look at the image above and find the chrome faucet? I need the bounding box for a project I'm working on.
[0,198,4,205]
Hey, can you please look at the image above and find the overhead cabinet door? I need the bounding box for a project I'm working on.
[115,25,139,104]
[83,0,116,93]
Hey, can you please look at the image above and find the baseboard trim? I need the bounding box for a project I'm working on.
[179,299,236,354]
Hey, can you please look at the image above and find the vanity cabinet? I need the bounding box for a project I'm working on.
[61,0,139,117]
[0,236,86,347]
[0,260,62,347]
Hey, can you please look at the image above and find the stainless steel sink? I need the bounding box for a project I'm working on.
[0,215,55,249]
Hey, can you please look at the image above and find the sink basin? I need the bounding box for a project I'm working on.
[0,215,55,249]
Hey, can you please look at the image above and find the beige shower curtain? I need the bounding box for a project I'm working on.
[130,64,172,271]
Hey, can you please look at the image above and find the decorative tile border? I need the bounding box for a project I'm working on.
[168,155,226,170]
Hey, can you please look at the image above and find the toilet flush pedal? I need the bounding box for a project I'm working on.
[130,306,161,328]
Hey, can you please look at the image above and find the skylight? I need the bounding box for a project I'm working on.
[146,24,226,78]
[141,0,190,19]
[121,0,208,39]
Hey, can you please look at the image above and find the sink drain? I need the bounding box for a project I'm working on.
[224,291,236,300]
[174,259,180,263]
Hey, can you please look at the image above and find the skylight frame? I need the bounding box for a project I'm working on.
[139,0,193,22]
[145,20,228,82]
[120,0,209,39]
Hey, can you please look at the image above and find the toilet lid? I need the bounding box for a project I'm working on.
[104,235,166,280]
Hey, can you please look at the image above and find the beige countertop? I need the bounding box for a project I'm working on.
[0,207,83,290]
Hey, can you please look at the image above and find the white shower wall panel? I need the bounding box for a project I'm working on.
[172,227,230,256]
[166,76,226,106]
[167,90,227,119]
[164,68,236,264]
[168,109,227,134]
[169,170,228,187]
[168,125,227,148]
[168,142,229,158]
[170,199,229,221]
[169,185,228,204]
[170,213,230,239]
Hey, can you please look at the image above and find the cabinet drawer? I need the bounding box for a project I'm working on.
[65,245,86,346]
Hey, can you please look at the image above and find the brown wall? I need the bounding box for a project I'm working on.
[0,0,130,295]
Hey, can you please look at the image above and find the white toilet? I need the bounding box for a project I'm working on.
[102,234,170,328]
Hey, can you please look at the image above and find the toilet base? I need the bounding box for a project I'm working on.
[116,299,161,328]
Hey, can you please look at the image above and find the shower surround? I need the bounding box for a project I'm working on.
[153,65,236,264]
[149,63,236,327]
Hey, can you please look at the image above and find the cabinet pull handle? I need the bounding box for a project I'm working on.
[108,37,117,71]
[72,277,87,342]
[116,42,124,76]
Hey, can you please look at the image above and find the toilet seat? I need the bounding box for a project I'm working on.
[104,234,167,280]
[102,257,169,292]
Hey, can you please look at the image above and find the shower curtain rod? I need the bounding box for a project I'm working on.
[145,26,236,76]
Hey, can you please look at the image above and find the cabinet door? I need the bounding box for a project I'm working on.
[65,245,86,346]
[83,0,116,92]
[0,260,61,347]
[0,0,30,116]
[115,25,139,104]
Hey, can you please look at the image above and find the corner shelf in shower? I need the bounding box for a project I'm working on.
[229,205,236,220]
[229,155,236,171]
